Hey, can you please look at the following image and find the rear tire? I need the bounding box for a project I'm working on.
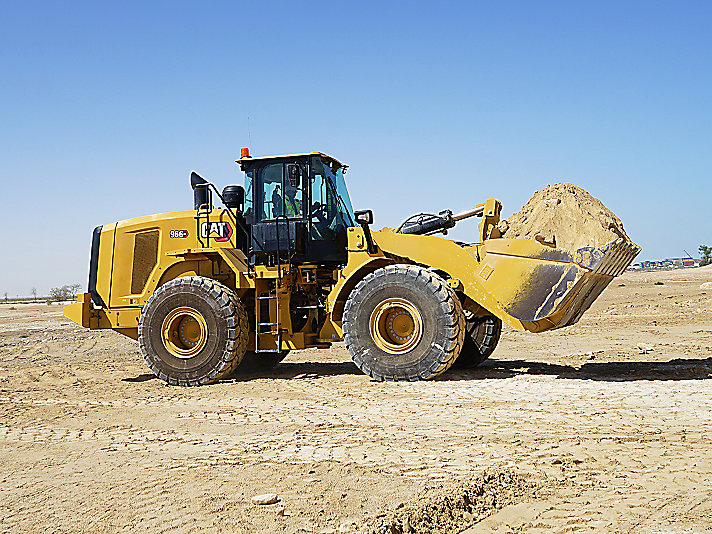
[343,265,465,381]
[139,276,248,386]
[452,313,502,368]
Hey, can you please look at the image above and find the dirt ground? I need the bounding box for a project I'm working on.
[1,266,712,533]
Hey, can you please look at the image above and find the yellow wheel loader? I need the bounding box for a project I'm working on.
[64,150,640,385]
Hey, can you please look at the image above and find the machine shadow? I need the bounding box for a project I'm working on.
[121,362,362,384]
[123,357,711,384]
[223,360,363,382]
[122,373,159,383]
[444,356,712,381]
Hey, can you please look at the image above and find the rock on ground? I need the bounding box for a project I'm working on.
[251,493,279,505]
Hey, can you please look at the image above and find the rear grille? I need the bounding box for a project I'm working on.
[131,230,159,294]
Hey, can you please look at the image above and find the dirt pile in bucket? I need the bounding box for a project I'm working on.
[497,183,630,252]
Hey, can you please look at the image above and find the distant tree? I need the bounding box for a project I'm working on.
[47,287,64,303]
[700,245,712,267]
[31,287,37,300]
[3,292,7,303]
[47,284,82,303]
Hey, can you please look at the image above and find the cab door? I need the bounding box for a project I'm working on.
[307,157,348,264]
[250,159,309,264]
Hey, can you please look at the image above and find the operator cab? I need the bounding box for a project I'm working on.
[237,150,356,266]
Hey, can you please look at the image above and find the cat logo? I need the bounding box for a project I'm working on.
[200,221,233,242]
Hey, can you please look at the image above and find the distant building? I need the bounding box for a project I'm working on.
[664,258,685,266]
[636,257,700,270]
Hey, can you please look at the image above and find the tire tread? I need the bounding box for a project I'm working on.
[138,276,248,386]
[343,264,465,381]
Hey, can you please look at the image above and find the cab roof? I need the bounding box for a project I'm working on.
[236,151,345,170]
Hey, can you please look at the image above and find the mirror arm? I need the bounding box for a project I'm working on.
[361,223,376,254]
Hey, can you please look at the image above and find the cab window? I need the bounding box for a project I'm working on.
[244,169,255,216]
[259,163,304,220]
[310,157,352,240]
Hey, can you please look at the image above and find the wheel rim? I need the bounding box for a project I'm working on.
[369,298,423,354]
[161,306,208,359]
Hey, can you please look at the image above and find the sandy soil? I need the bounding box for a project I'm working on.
[1,266,712,533]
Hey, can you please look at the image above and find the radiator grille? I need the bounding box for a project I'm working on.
[131,230,159,294]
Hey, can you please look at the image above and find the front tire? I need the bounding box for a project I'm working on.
[452,313,502,368]
[139,276,248,386]
[343,265,465,381]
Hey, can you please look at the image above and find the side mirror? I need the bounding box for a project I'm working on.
[355,209,373,225]
[354,210,375,254]
[222,185,244,212]
[287,164,301,187]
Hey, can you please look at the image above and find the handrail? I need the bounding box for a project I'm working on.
[273,214,294,286]
[193,182,266,253]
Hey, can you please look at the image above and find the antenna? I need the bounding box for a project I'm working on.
[683,249,692,259]
[247,116,252,147]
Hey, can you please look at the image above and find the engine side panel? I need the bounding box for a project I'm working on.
[106,210,242,308]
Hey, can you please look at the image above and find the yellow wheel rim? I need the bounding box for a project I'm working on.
[161,307,208,359]
[369,298,423,354]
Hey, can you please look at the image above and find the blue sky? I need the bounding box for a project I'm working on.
[1,1,711,296]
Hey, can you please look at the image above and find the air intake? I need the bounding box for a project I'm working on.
[131,230,159,294]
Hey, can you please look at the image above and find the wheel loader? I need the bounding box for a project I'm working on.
[64,149,640,385]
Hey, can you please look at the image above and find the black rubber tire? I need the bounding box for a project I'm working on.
[139,276,248,386]
[343,264,465,381]
[452,313,502,368]
[235,350,289,373]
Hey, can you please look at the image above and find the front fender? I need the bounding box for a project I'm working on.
[371,230,639,333]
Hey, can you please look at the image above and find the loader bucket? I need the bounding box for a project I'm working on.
[475,238,641,332]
